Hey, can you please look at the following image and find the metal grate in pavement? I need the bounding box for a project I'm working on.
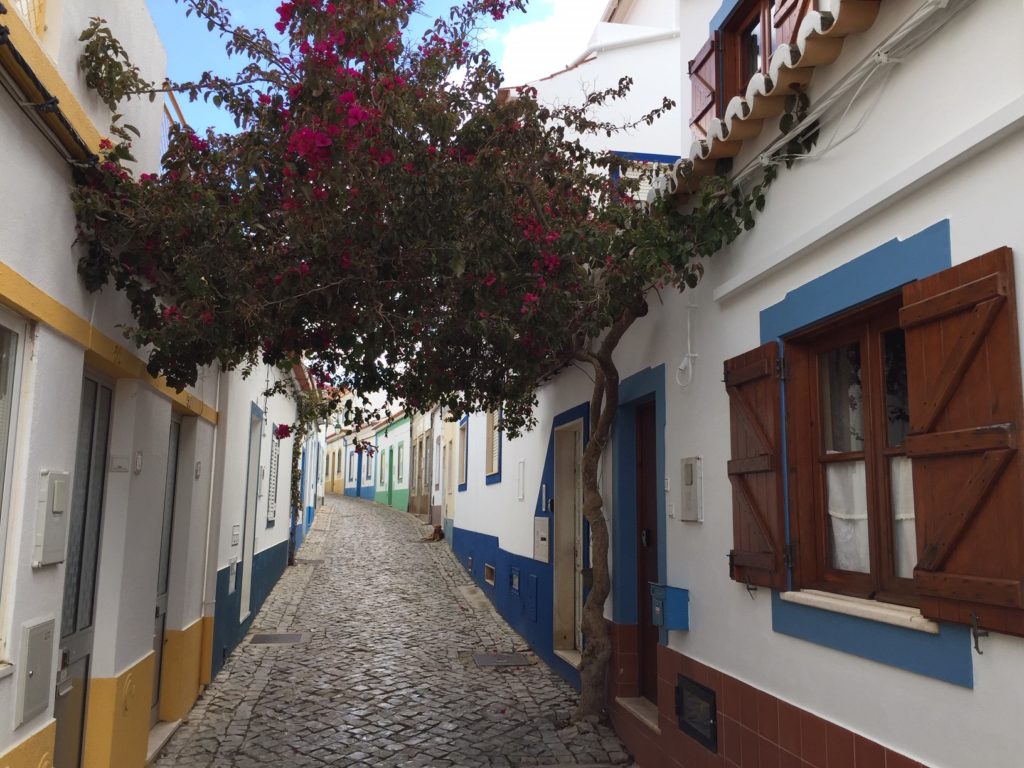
[472,652,531,667]
[250,633,304,645]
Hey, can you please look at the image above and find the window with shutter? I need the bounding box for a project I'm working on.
[687,1,817,141]
[458,421,468,490]
[739,247,1024,638]
[485,411,501,479]
[901,248,1024,636]
[724,342,788,589]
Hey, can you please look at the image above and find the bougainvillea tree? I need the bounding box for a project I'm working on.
[72,0,794,718]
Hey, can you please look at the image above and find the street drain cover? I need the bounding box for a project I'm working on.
[251,633,304,645]
[473,652,531,667]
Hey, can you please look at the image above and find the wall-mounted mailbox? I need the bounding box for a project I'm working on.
[650,583,689,630]
[533,517,550,563]
[33,470,70,568]
[16,618,54,725]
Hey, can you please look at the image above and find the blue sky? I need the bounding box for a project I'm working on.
[145,0,604,133]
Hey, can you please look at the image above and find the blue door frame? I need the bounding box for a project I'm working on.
[612,365,668,644]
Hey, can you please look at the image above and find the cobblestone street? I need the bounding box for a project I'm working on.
[153,496,634,767]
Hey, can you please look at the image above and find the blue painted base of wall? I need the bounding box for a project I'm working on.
[306,504,314,529]
[359,486,374,500]
[211,539,289,678]
[452,526,580,688]
[345,487,358,497]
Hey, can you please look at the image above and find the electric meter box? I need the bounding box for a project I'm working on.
[33,470,70,568]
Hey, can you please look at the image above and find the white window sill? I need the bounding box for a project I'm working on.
[0,662,13,681]
[780,590,940,635]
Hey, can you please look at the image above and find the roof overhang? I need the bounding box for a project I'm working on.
[0,2,101,164]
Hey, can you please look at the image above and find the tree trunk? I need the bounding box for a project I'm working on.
[287,434,302,566]
[574,308,640,720]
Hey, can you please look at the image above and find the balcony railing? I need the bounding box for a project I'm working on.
[11,0,46,36]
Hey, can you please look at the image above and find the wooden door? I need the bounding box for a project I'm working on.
[636,401,660,703]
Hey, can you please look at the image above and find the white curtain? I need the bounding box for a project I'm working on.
[890,456,917,578]
[826,459,869,573]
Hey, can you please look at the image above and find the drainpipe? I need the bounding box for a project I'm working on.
[199,365,223,623]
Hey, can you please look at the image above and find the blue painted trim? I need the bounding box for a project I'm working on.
[458,415,469,492]
[452,526,581,688]
[611,365,667,637]
[771,592,973,688]
[534,402,591,519]
[710,0,744,32]
[211,540,288,678]
[759,220,952,343]
[486,411,503,485]
[612,150,681,165]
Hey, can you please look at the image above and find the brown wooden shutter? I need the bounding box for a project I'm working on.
[901,248,1024,636]
[774,0,816,48]
[688,33,720,141]
[725,342,787,589]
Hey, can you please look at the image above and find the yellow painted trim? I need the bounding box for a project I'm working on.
[0,720,56,768]
[158,618,204,722]
[199,615,214,686]
[82,652,154,768]
[0,5,103,158]
[0,263,218,425]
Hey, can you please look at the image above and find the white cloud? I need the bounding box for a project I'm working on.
[496,0,607,86]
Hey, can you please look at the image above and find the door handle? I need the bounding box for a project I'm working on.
[641,528,652,547]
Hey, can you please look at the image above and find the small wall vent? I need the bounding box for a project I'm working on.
[484,564,496,585]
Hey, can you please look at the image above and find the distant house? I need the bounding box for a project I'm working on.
[447,1,1024,767]
[373,413,411,512]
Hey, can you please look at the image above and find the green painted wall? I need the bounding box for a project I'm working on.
[374,487,409,512]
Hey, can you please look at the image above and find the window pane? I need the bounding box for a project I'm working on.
[63,379,97,637]
[826,459,869,573]
[820,343,864,452]
[890,456,917,578]
[0,326,18,504]
[741,16,763,81]
[883,328,910,447]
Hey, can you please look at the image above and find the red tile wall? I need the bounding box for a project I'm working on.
[606,623,929,768]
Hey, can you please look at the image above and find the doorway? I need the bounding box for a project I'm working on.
[443,440,453,518]
[55,377,112,768]
[152,419,181,725]
[635,400,659,703]
[387,447,394,506]
[239,405,263,623]
[553,420,584,660]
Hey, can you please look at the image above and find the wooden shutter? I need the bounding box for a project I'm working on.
[725,342,787,588]
[901,248,1024,636]
[774,0,816,48]
[688,33,720,140]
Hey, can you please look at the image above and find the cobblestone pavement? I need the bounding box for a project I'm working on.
[154,496,635,767]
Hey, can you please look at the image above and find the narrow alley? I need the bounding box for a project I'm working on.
[152,496,634,767]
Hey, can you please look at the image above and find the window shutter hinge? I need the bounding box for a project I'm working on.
[775,357,788,381]
[783,543,796,569]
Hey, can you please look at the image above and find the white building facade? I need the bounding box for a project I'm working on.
[449,1,1024,767]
